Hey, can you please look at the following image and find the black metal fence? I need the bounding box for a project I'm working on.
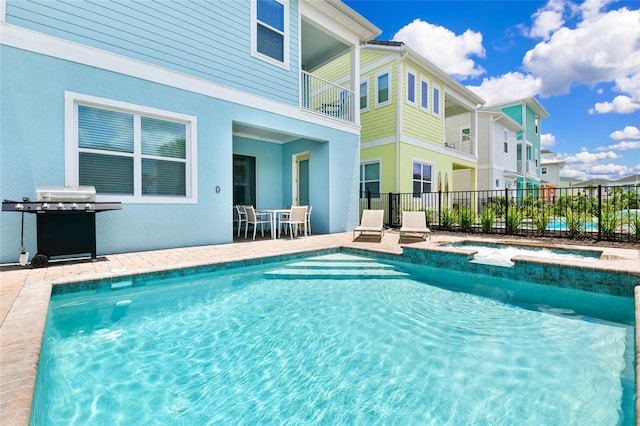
[360,185,640,243]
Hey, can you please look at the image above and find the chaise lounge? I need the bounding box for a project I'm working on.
[399,211,431,241]
[353,209,385,241]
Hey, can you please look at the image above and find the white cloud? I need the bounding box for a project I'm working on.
[522,6,640,97]
[596,141,640,151]
[589,95,640,114]
[466,72,542,105]
[392,19,486,79]
[609,126,640,140]
[529,0,567,40]
[540,133,556,149]
[561,150,621,163]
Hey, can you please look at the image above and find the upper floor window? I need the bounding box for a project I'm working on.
[252,0,289,68]
[534,115,539,134]
[360,78,369,111]
[541,167,548,175]
[461,128,471,143]
[407,70,416,105]
[65,92,197,203]
[503,130,509,153]
[432,85,441,116]
[360,161,380,197]
[420,78,429,111]
[375,69,391,107]
[412,161,432,197]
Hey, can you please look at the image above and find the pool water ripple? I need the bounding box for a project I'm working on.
[32,254,633,425]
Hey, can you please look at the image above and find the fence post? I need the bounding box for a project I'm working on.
[387,192,393,227]
[504,187,509,235]
[366,189,371,210]
[597,185,602,241]
[438,190,442,229]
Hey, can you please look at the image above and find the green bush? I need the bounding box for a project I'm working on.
[440,207,455,229]
[457,206,475,232]
[565,207,586,237]
[506,207,523,234]
[533,205,551,233]
[599,207,622,238]
[480,207,495,233]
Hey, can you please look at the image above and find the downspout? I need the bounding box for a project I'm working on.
[490,115,500,190]
[395,50,408,193]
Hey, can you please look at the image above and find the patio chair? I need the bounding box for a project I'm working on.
[302,205,312,235]
[279,206,308,239]
[399,211,431,241]
[244,205,270,240]
[234,205,247,237]
[353,209,384,241]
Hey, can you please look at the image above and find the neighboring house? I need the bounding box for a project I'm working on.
[0,0,380,262]
[484,98,550,195]
[349,41,484,202]
[539,150,566,201]
[475,109,523,192]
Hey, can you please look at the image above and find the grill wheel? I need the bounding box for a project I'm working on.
[31,253,49,269]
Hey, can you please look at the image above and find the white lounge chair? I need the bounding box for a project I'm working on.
[399,211,431,241]
[353,209,384,241]
[279,206,308,239]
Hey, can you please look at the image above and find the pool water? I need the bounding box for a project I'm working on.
[547,218,599,232]
[32,253,635,425]
[447,241,602,267]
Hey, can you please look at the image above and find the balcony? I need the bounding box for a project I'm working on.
[301,71,355,123]
[517,160,537,175]
[444,126,474,156]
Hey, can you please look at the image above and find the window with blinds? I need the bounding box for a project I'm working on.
[253,0,288,67]
[77,105,189,198]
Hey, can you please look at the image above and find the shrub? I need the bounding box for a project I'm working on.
[457,206,475,232]
[440,207,455,229]
[599,207,622,238]
[506,207,523,234]
[480,207,495,233]
[533,205,551,233]
[565,207,586,237]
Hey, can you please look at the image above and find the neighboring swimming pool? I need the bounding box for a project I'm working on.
[31,252,635,425]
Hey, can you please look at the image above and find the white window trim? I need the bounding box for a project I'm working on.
[360,77,370,112]
[360,159,381,200]
[411,158,435,199]
[375,67,392,107]
[64,91,198,204]
[419,77,429,112]
[250,0,290,70]
[432,84,441,117]
[503,129,509,153]
[406,68,417,106]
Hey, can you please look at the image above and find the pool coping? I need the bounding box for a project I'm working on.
[1,232,639,425]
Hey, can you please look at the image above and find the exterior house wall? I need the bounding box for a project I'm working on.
[401,62,444,146]
[360,144,396,193]
[0,0,375,263]
[5,0,301,106]
[360,59,397,143]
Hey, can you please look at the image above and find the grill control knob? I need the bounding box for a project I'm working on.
[15,203,24,211]
[57,203,64,210]
[85,203,92,210]
[42,203,49,209]
[71,203,78,210]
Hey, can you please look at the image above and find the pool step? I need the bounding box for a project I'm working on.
[263,258,407,280]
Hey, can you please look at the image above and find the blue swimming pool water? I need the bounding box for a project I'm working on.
[32,253,635,425]
[547,218,599,232]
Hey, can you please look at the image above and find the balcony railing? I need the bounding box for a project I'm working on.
[444,126,474,156]
[517,160,537,175]
[301,71,355,124]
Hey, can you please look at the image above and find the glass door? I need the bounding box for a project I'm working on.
[233,154,256,207]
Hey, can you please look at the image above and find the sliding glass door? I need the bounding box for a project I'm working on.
[233,154,256,207]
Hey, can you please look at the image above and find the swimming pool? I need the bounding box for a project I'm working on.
[547,218,599,232]
[32,252,635,425]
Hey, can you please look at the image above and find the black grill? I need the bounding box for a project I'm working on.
[2,186,121,268]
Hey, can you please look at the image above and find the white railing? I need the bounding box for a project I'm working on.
[517,160,537,175]
[301,71,355,123]
[443,126,474,156]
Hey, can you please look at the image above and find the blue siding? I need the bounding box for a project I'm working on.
[6,0,300,105]
[0,47,361,262]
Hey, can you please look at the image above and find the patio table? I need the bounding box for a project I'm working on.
[256,208,290,239]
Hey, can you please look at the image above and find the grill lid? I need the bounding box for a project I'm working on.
[35,185,96,202]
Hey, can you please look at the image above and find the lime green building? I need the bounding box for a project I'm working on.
[357,41,485,199]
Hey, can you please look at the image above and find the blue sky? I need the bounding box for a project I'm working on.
[344,0,640,182]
